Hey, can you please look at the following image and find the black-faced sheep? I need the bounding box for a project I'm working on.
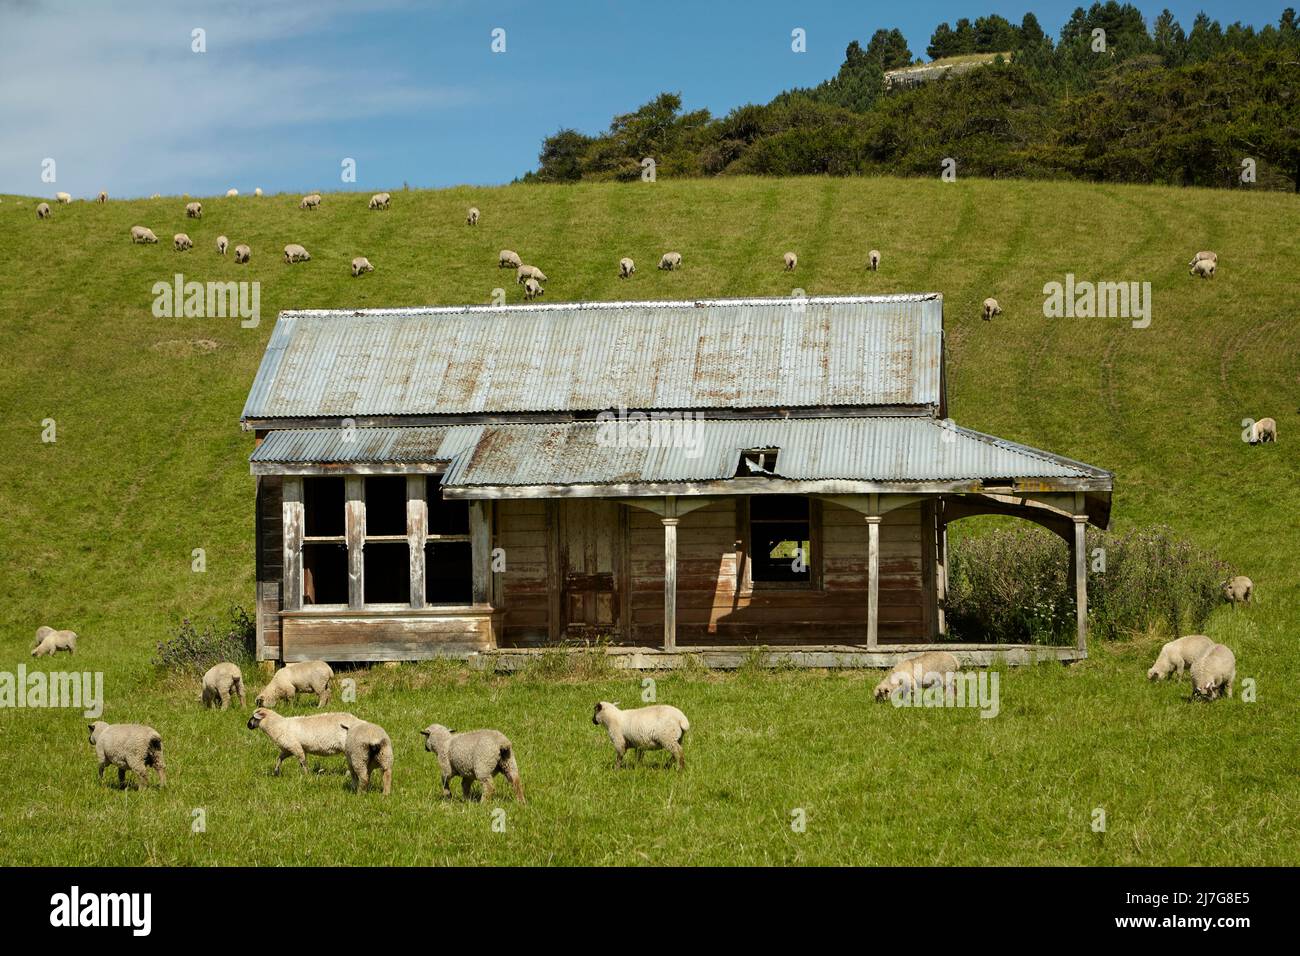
[1188,251,1217,268]
[299,193,321,211]
[1190,259,1215,279]
[88,721,166,788]
[216,235,229,256]
[1190,643,1236,700]
[32,627,76,657]
[619,257,635,278]
[254,660,333,708]
[96,190,107,204]
[592,701,689,770]
[283,243,312,264]
[868,249,881,271]
[201,662,245,710]
[234,244,251,264]
[1248,418,1277,444]
[55,192,72,204]
[515,264,546,285]
[523,276,543,300]
[351,256,374,277]
[783,251,797,271]
[173,233,193,252]
[368,192,390,210]
[499,250,521,269]
[185,201,202,218]
[420,724,525,802]
[247,707,358,774]
[658,251,682,271]
[36,202,51,219]
[1222,576,1253,605]
[873,650,961,701]
[130,225,158,244]
[1147,635,1214,680]
[340,719,393,795]
[982,298,1002,321]
[467,206,480,226]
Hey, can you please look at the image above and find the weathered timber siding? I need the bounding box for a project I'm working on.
[256,476,283,658]
[496,499,553,645]
[279,612,497,661]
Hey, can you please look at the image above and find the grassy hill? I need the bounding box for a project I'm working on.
[0,177,1297,865]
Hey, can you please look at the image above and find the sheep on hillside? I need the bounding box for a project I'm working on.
[254,660,333,707]
[467,206,480,226]
[36,202,51,219]
[234,244,251,264]
[591,701,690,770]
[1190,259,1215,279]
[247,707,358,774]
[499,250,521,269]
[368,192,390,210]
[868,249,881,271]
[873,651,961,701]
[201,662,245,710]
[216,235,229,255]
[173,233,193,252]
[1147,635,1214,680]
[283,243,312,264]
[130,225,158,244]
[982,298,1002,321]
[299,193,321,211]
[658,252,682,271]
[32,627,76,657]
[783,251,797,271]
[351,256,374,277]
[1190,643,1236,700]
[1248,418,1277,444]
[619,257,635,278]
[420,724,525,802]
[185,201,202,218]
[88,721,166,788]
[1222,575,1253,605]
[340,719,393,795]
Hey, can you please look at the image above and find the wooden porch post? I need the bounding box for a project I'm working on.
[662,516,679,651]
[470,500,492,606]
[407,475,427,609]
[936,520,949,637]
[866,513,882,649]
[1073,515,1088,652]
[345,476,365,610]
[282,477,303,612]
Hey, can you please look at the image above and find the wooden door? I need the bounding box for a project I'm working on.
[558,500,625,638]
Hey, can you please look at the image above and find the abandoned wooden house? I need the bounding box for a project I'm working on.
[241,294,1113,666]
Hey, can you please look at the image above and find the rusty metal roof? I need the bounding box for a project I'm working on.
[241,294,944,422]
[250,425,481,465]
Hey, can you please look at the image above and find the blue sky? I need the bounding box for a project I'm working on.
[0,0,1287,197]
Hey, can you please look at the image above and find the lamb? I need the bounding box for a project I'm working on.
[226,188,238,197]
[216,235,229,256]
[515,264,546,284]
[96,190,107,204]
[498,249,521,269]
[173,233,193,252]
[185,201,202,218]
[783,251,797,271]
[234,243,251,264]
[1190,258,1215,279]
[1147,634,1214,680]
[1190,643,1236,700]
[88,721,166,788]
[523,276,544,300]
[283,243,312,264]
[619,256,635,278]
[31,627,76,657]
[868,249,881,271]
[299,193,321,211]
[591,701,690,770]
[982,298,1002,321]
[467,206,480,226]
[658,251,682,270]
[201,662,245,710]
[351,256,374,277]
[36,202,51,219]
[873,651,961,701]
[420,724,525,803]
[1188,251,1218,268]
[130,225,158,244]
[254,660,333,708]
[368,192,390,210]
[340,719,393,794]
[246,707,358,774]
[1222,575,1253,605]
[55,192,72,204]
[1248,418,1277,444]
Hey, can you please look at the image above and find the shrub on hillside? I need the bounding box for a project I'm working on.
[153,605,255,672]
[946,525,1229,644]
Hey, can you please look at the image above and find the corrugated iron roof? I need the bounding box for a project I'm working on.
[251,425,481,464]
[241,295,944,421]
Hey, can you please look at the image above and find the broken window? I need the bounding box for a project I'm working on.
[748,495,813,584]
[301,477,347,604]
[362,476,411,605]
[426,476,472,604]
[737,447,780,477]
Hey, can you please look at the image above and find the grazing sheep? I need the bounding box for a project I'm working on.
[246,707,358,774]
[1190,643,1236,700]
[299,193,321,211]
[254,187,263,197]
[498,249,522,269]
[226,188,238,197]
[351,256,373,277]
[368,192,390,210]
[31,627,76,658]
[1248,417,1277,444]
[55,192,72,204]
[1190,258,1215,279]
[130,225,158,244]
[1147,634,1214,680]
[96,190,107,204]
[619,256,635,278]
[420,724,525,803]
[36,202,51,220]
[516,264,546,284]
[254,660,333,708]
[982,298,1002,321]
[873,651,961,701]
[201,662,245,710]
[868,249,881,271]
[150,193,162,199]
[591,701,690,770]
[467,206,480,226]
[523,276,544,300]
[1222,575,1253,605]
[340,719,393,795]
[1188,251,1218,268]
[658,251,682,271]
[234,243,251,264]
[283,243,312,264]
[173,233,193,252]
[88,721,166,788]
[185,201,202,218]
[783,251,797,271]
[216,235,229,256]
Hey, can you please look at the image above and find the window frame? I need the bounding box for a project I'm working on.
[738,495,822,592]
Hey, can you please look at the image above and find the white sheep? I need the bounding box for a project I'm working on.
[340,719,393,795]
[1147,634,1214,680]
[1191,643,1236,700]
[873,650,961,701]
[246,707,358,774]
[234,243,251,264]
[36,202,51,219]
[591,701,690,770]
[658,251,682,270]
[368,192,390,210]
[283,243,312,264]
[226,188,238,197]
[55,192,72,204]
[1190,259,1215,279]
[982,298,1002,321]
[619,257,635,278]
[254,187,263,197]
[299,193,321,211]
[467,206,480,226]
[1188,251,1217,268]
[185,201,202,218]
[216,235,229,256]
[173,233,193,252]
[516,264,546,284]
[868,249,881,271]
[1222,575,1253,605]
[88,721,166,788]
[130,225,158,244]
[201,662,245,710]
[420,724,525,802]
[523,276,544,300]
[150,193,162,199]
[783,251,797,271]
[96,190,107,204]
[32,627,76,657]
[254,660,333,707]
[498,249,521,269]
[1248,418,1277,444]
[351,256,374,277]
